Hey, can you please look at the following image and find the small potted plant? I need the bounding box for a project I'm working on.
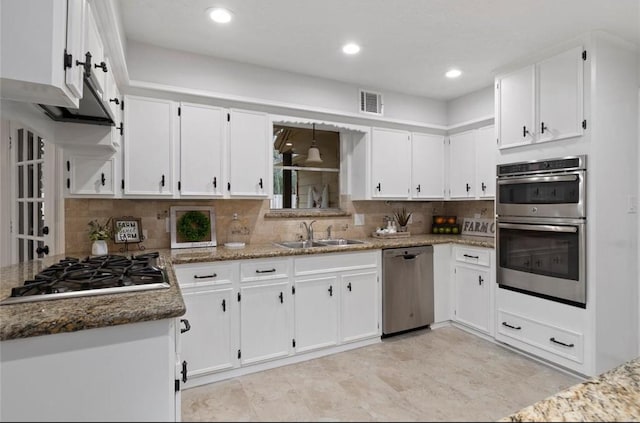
[393,207,412,232]
[88,217,113,255]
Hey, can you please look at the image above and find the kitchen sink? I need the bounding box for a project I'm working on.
[316,239,365,246]
[275,240,326,249]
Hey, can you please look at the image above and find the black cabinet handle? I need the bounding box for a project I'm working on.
[94,61,107,72]
[550,337,574,348]
[541,122,547,134]
[194,273,216,279]
[502,322,521,330]
[376,183,381,192]
[416,184,421,193]
[466,183,471,192]
[259,178,263,189]
[347,282,352,292]
[279,292,284,303]
[523,126,529,137]
[256,268,276,274]
[478,275,484,285]
[227,182,231,191]
[109,97,120,105]
[101,173,105,186]
[213,177,217,188]
[161,174,165,187]
[181,360,188,383]
[180,318,191,334]
[117,123,123,136]
[463,254,479,259]
[481,182,487,192]
[328,285,333,296]
[221,299,226,312]
[76,51,92,75]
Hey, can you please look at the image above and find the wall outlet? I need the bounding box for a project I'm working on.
[165,217,170,233]
[142,229,149,240]
[354,213,365,226]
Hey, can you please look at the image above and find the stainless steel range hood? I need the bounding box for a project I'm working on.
[38,75,114,126]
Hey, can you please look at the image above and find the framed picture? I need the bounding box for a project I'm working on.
[170,206,217,249]
[113,217,143,244]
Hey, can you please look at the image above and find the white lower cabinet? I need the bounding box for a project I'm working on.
[174,250,381,388]
[451,246,494,336]
[495,287,587,374]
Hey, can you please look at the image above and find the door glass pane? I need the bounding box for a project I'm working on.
[18,202,24,234]
[17,165,23,199]
[28,202,34,235]
[28,239,34,260]
[18,239,24,262]
[37,136,44,159]
[27,164,34,198]
[27,131,34,160]
[37,202,44,236]
[17,129,23,162]
[38,163,43,198]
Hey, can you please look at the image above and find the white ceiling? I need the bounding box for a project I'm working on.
[118,0,639,101]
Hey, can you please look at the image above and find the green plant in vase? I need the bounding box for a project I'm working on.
[88,217,113,255]
[393,207,412,232]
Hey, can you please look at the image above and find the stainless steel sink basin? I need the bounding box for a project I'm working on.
[275,240,325,249]
[316,239,365,246]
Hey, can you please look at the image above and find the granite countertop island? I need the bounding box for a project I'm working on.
[0,234,492,341]
[500,356,640,422]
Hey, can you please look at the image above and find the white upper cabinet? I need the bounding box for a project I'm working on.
[448,130,477,199]
[0,0,87,107]
[227,109,270,197]
[536,46,584,143]
[123,95,178,196]
[496,46,584,149]
[179,103,225,197]
[83,1,107,97]
[371,127,411,199]
[411,132,445,199]
[475,125,496,198]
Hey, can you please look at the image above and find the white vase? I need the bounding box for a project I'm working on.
[92,240,108,256]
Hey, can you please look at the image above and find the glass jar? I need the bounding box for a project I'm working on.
[227,213,244,245]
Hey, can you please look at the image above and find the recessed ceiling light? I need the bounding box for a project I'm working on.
[285,142,293,146]
[207,7,233,23]
[446,69,462,78]
[342,43,361,55]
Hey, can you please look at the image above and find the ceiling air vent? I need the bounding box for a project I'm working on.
[359,90,383,115]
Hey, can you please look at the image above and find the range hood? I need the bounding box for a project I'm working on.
[39,75,114,126]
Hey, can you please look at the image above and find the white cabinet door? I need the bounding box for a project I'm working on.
[181,287,237,382]
[537,46,584,143]
[123,96,177,196]
[84,2,106,96]
[411,133,445,199]
[179,103,225,197]
[371,127,411,198]
[240,281,291,365]
[102,58,120,123]
[340,270,379,343]
[454,265,490,334]
[497,65,535,148]
[448,130,476,198]
[67,155,114,196]
[475,125,496,198]
[227,109,269,197]
[293,275,338,353]
[64,0,86,98]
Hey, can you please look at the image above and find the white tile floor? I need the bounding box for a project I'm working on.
[181,326,582,422]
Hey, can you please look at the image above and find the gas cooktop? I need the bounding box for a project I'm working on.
[1,252,170,305]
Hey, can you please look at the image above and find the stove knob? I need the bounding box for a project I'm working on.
[36,245,50,255]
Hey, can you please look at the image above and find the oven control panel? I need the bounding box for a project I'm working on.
[498,156,585,176]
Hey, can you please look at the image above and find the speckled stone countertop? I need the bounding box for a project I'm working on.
[500,356,640,422]
[0,235,492,341]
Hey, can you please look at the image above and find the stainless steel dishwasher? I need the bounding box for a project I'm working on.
[382,246,434,337]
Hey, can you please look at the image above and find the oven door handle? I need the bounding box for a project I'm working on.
[497,174,579,185]
[498,222,578,233]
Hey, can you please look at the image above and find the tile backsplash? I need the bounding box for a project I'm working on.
[65,196,494,254]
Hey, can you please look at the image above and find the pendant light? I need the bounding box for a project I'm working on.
[305,123,323,165]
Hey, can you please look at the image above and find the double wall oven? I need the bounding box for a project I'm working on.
[496,155,586,308]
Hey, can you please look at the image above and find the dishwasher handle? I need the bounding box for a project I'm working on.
[402,254,417,260]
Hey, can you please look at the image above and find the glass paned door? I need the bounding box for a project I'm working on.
[13,126,53,263]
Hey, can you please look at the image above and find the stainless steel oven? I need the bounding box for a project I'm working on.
[496,156,587,308]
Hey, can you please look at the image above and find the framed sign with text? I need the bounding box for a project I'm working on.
[113,217,143,244]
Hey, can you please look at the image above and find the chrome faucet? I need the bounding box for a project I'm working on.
[301,220,317,241]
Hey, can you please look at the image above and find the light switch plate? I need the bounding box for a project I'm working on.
[628,195,638,214]
[354,213,365,226]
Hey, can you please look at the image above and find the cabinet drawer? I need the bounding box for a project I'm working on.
[294,251,378,276]
[174,262,235,288]
[454,247,491,267]
[240,258,290,281]
[497,309,584,364]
